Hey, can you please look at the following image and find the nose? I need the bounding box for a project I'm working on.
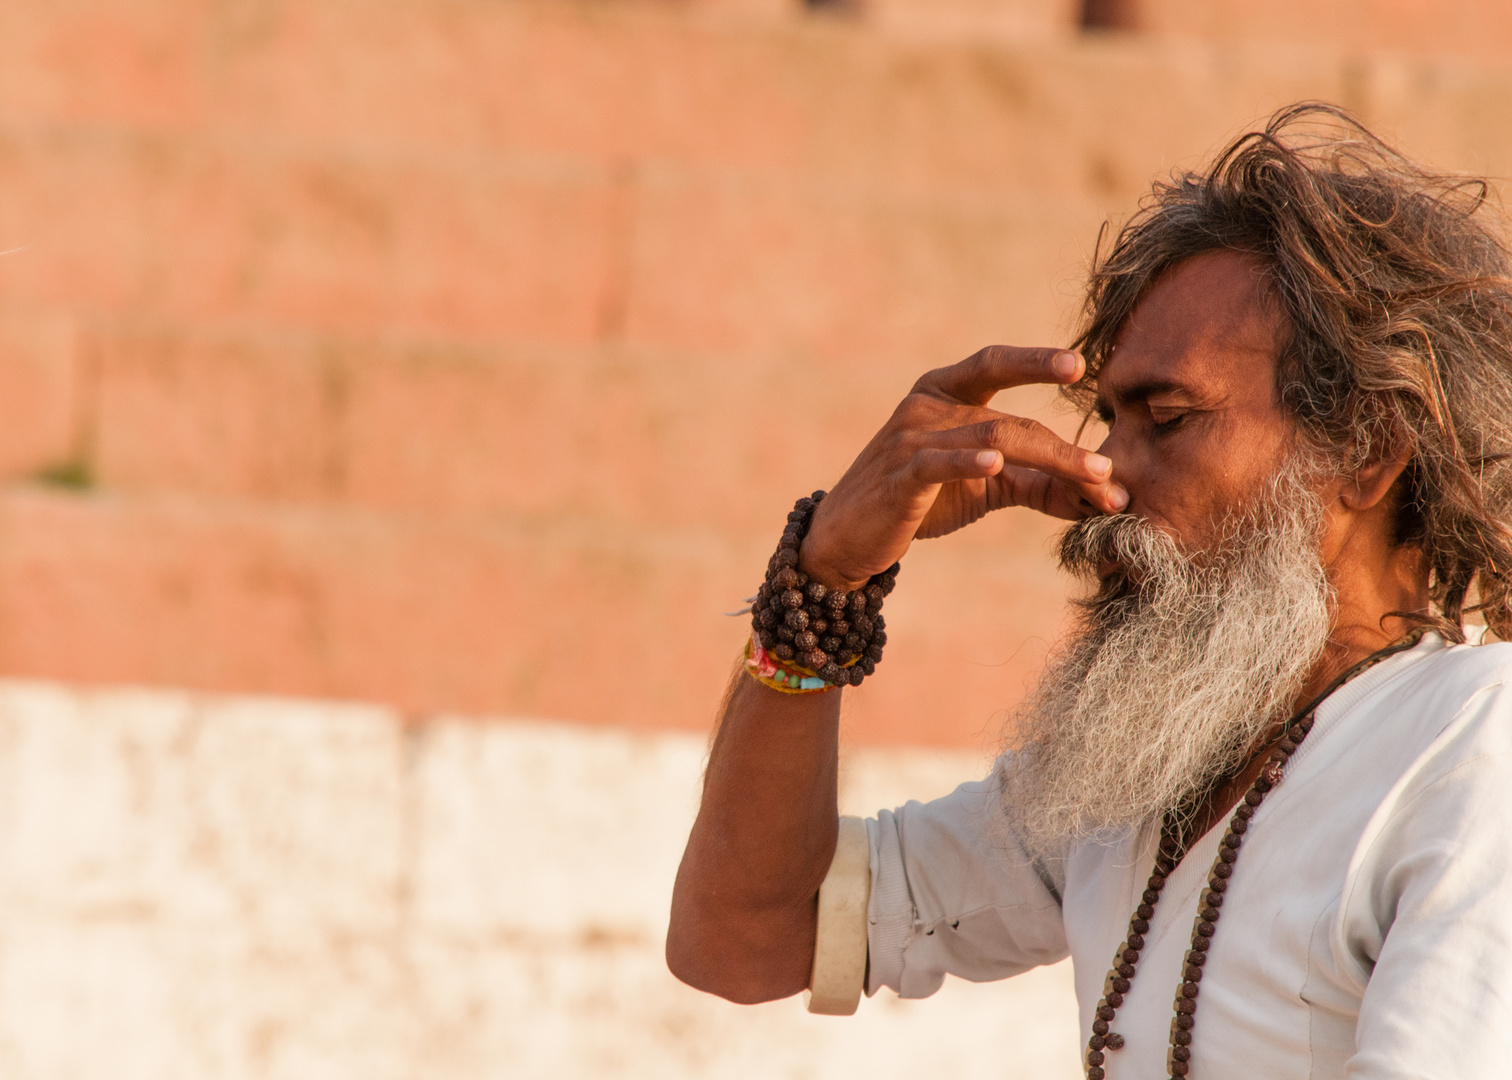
[1092,430,1135,514]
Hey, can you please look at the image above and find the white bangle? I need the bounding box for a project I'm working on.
[805,815,871,1015]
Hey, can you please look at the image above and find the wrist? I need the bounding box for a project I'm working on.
[795,552,867,594]
[749,491,896,691]
[794,514,868,593]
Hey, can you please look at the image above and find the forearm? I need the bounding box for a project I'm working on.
[666,668,843,1003]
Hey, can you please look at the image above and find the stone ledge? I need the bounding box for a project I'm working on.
[0,677,1079,1078]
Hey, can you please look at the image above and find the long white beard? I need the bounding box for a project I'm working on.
[998,461,1335,863]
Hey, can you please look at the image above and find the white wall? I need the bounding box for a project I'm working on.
[0,681,1079,1079]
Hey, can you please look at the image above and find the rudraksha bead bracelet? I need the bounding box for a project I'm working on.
[747,491,898,691]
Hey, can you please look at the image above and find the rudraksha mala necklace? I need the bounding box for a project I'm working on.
[746,491,897,692]
[1084,633,1423,1080]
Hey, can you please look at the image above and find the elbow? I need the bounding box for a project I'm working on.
[665,938,785,1004]
[664,907,813,1005]
[663,921,717,996]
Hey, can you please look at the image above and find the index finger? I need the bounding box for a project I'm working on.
[915,345,1083,407]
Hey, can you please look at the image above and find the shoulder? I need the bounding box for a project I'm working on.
[1303,638,1512,821]
[1371,637,1512,740]
[1415,635,1512,687]
[1338,643,1512,933]
[1363,640,1512,822]
[1408,638,1512,751]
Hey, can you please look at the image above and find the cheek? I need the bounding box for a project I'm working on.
[1139,430,1277,541]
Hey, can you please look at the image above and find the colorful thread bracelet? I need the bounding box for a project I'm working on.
[745,632,852,693]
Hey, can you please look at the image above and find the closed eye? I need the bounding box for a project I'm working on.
[1151,412,1188,435]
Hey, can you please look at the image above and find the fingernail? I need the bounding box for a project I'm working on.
[1087,453,1112,477]
[1109,484,1129,510]
[1053,353,1081,379]
[976,450,1000,469]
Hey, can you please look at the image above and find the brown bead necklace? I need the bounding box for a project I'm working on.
[1083,634,1423,1080]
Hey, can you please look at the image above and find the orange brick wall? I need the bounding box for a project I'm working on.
[1135,0,1512,59]
[1,1,1510,747]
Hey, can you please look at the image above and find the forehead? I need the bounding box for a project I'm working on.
[1096,250,1286,404]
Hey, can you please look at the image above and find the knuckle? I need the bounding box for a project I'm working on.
[885,413,928,451]
[979,418,1010,446]
[881,427,913,459]
[907,449,937,480]
[911,365,953,394]
[963,346,1003,380]
[961,347,993,373]
[982,415,1032,446]
[896,391,935,420]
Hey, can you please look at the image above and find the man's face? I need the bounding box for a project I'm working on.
[996,250,1341,859]
[1092,249,1298,560]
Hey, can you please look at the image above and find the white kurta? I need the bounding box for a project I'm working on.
[865,633,1512,1078]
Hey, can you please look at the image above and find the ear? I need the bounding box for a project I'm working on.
[1340,446,1413,512]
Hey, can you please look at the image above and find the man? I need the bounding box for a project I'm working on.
[666,103,1512,1078]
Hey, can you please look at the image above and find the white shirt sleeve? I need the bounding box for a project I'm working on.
[865,772,1070,999]
[1341,682,1512,1078]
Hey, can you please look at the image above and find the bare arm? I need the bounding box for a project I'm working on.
[665,673,842,1002]
[666,346,1128,1003]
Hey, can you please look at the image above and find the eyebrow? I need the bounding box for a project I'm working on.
[1093,377,1194,417]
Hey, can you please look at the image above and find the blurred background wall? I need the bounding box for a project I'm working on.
[0,1,1510,1077]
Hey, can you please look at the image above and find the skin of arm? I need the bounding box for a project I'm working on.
[664,673,841,1003]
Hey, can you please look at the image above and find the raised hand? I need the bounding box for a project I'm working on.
[798,346,1128,591]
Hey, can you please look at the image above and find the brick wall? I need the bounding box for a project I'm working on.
[1135,0,1512,59]
[1,1,1511,746]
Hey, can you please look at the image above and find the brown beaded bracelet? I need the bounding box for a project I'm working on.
[749,491,898,689]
